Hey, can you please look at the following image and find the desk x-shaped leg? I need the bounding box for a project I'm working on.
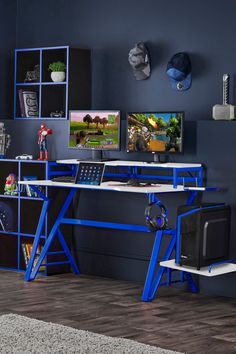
[141,228,198,301]
[142,191,198,302]
[25,187,79,281]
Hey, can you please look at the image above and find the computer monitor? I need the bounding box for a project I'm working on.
[127,111,184,161]
[69,110,120,160]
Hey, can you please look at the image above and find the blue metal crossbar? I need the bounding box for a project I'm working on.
[47,251,65,255]
[208,258,236,273]
[44,261,70,266]
[61,218,150,232]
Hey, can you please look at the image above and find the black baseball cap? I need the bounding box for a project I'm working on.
[128,42,151,80]
[166,52,192,91]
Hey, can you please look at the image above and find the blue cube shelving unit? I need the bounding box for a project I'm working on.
[14,45,91,120]
[0,159,73,274]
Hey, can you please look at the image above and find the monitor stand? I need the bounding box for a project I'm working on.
[146,153,169,164]
[77,150,116,162]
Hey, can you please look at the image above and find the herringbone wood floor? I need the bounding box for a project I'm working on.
[0,270,235,354]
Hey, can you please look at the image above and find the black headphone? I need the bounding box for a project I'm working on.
[145,201,168,232]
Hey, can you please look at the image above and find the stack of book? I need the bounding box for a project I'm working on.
[18,89,39,118]
[21,243,46,271]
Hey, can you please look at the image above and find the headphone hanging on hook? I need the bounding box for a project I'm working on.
[145,201,168,232]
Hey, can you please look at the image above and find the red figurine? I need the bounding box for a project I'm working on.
[38,123,53,160]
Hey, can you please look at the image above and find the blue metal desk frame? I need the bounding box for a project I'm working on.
[23,183,202,302]
[21,162,205,301]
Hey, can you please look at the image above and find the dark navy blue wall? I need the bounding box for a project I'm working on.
[0,0,16,118]
[3,0,236,296]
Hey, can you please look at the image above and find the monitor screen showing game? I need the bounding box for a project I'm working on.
[69,110,120,151]
[127,112,184,154]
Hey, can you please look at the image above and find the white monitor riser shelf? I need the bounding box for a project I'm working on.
[56,159,202,169]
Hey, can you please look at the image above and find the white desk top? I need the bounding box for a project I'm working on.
[56,159,202,169]
[160,259,236,277]
[19,180,187,194]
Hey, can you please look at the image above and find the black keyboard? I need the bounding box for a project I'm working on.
[76,158,117,162]
[52,176,75,183]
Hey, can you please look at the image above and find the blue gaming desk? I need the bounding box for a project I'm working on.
[19,161,205,302]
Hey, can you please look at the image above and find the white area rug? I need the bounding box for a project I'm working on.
[0,314,183,354]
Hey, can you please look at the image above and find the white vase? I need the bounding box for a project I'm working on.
[51,71,65,82]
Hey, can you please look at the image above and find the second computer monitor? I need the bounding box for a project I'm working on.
[127,112,184,154]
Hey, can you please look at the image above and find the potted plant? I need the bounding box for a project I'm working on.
[48,61,66,82]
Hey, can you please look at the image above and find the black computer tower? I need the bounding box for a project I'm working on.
[177,204,231,269]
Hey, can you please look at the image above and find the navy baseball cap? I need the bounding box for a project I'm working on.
[166,52,192,91]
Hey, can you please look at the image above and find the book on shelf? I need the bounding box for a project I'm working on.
[21,243,29,267]
[18,90,39,117]
[18,89,26,117]
[22,242,46,271]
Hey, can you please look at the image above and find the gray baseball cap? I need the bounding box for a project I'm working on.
[128,42,151,80]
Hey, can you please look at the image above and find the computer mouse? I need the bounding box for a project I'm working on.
[126,179,141,187]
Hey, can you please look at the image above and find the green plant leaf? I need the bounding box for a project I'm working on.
[48,61,66,72]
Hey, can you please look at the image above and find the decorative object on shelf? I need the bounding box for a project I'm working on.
[15,154,33,160]
[4,173,18,196]
[128,42,151,80]
[212,74,236,120]
[166,52,192,91]
[24,64,40,83]
[50,110,64,118]
[37,123,53,160]
[0,122,11,158]
[18,89,39,118]
[0,201,14,232]
[48,61,66,82]
[23,176,39,197]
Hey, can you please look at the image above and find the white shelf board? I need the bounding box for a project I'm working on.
[19,181,185,194]
[160,259,236,277]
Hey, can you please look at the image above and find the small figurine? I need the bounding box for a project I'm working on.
[38,123,53,160]
[24,64,40,83]
[50,110,64,118]
[4,173,18,195]
[0,122,11,158]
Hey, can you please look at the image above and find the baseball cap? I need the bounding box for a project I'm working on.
[166,52,192,91]
[128,42,151,80]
